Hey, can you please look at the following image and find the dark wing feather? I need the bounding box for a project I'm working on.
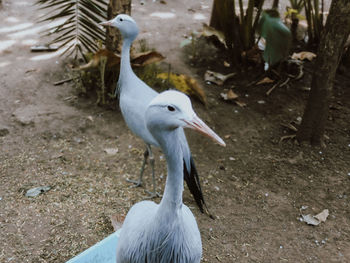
[183,156,213,218]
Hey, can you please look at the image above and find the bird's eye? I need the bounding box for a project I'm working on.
[167,106,175,112]
[119,18,123,22]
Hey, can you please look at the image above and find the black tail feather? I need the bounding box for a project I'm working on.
[183,156,213,218]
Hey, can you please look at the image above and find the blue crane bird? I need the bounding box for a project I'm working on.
[115,90,225,263]
[100,15,210,214]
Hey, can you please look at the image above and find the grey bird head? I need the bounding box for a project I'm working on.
[100,14,139,41]
[146,90,226,146]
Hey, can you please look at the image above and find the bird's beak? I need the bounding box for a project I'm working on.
[99,20,113,27]
[184,115,226,147]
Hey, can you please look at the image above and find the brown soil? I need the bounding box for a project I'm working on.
[1,1,350,263]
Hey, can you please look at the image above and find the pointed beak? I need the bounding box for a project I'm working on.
[184,115,226,147]
[99,20,113,27]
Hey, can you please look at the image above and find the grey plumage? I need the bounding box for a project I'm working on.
[100,14,207,212]
[115,90,225,263]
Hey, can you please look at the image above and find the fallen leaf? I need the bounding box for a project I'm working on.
[291,51,316,61]
[302,214,321,226]
[314,209,329,222]
[220,89,238,101]
[51,153,64,159]
[157,73,207,105]
[235,100,247,107]
[25,186,51,197]
[301,209,329,226]
[104,148,119,155]
[131,51,165,67]
[204,70,236,86]
[202,23,227,48]
[256,77,274,85]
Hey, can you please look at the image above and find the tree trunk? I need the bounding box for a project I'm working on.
[296,0,350,146]
[272,0,279,9]
[209,0,241,64]
[290,15,299,43]
[106,0,131,52]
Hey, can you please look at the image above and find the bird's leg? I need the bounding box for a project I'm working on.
[145,147,161,198]
[126,147,149,187]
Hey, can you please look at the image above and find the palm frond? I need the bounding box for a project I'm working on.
[35,0,108,59]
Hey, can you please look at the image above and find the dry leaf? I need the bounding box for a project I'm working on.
[302,214,321,226]
[220,89,238,100]
[76,49,164,71]
[77,49,120,70]
[157,73,207,105]
[256,77,274,85]
[291,51,316,61]
[314,209,329,222]
[301,209,329,226]
[131,51,165,67]
[204,70,236,86]
[235,100,247,107]
[202,23,227,48]
[104,148,119,155]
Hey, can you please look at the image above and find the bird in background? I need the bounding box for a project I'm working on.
[114,89,225,263]
[100,14,211,214]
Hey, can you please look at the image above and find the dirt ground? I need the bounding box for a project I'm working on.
[1,0,350,262]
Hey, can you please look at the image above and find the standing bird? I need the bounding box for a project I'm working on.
[116,90,225,263]
[100,15,209,213]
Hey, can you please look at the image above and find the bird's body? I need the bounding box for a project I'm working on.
[101,14,206,211]
[114,90,225,263]
[116,201,201,263]
[119,77,159,147]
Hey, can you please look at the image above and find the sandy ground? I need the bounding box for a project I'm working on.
[1,0,350,262]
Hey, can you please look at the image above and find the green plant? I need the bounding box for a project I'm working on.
[35,0,108,59]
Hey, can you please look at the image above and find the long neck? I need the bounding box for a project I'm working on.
[157,128,184,212]
[118,38,135,91]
